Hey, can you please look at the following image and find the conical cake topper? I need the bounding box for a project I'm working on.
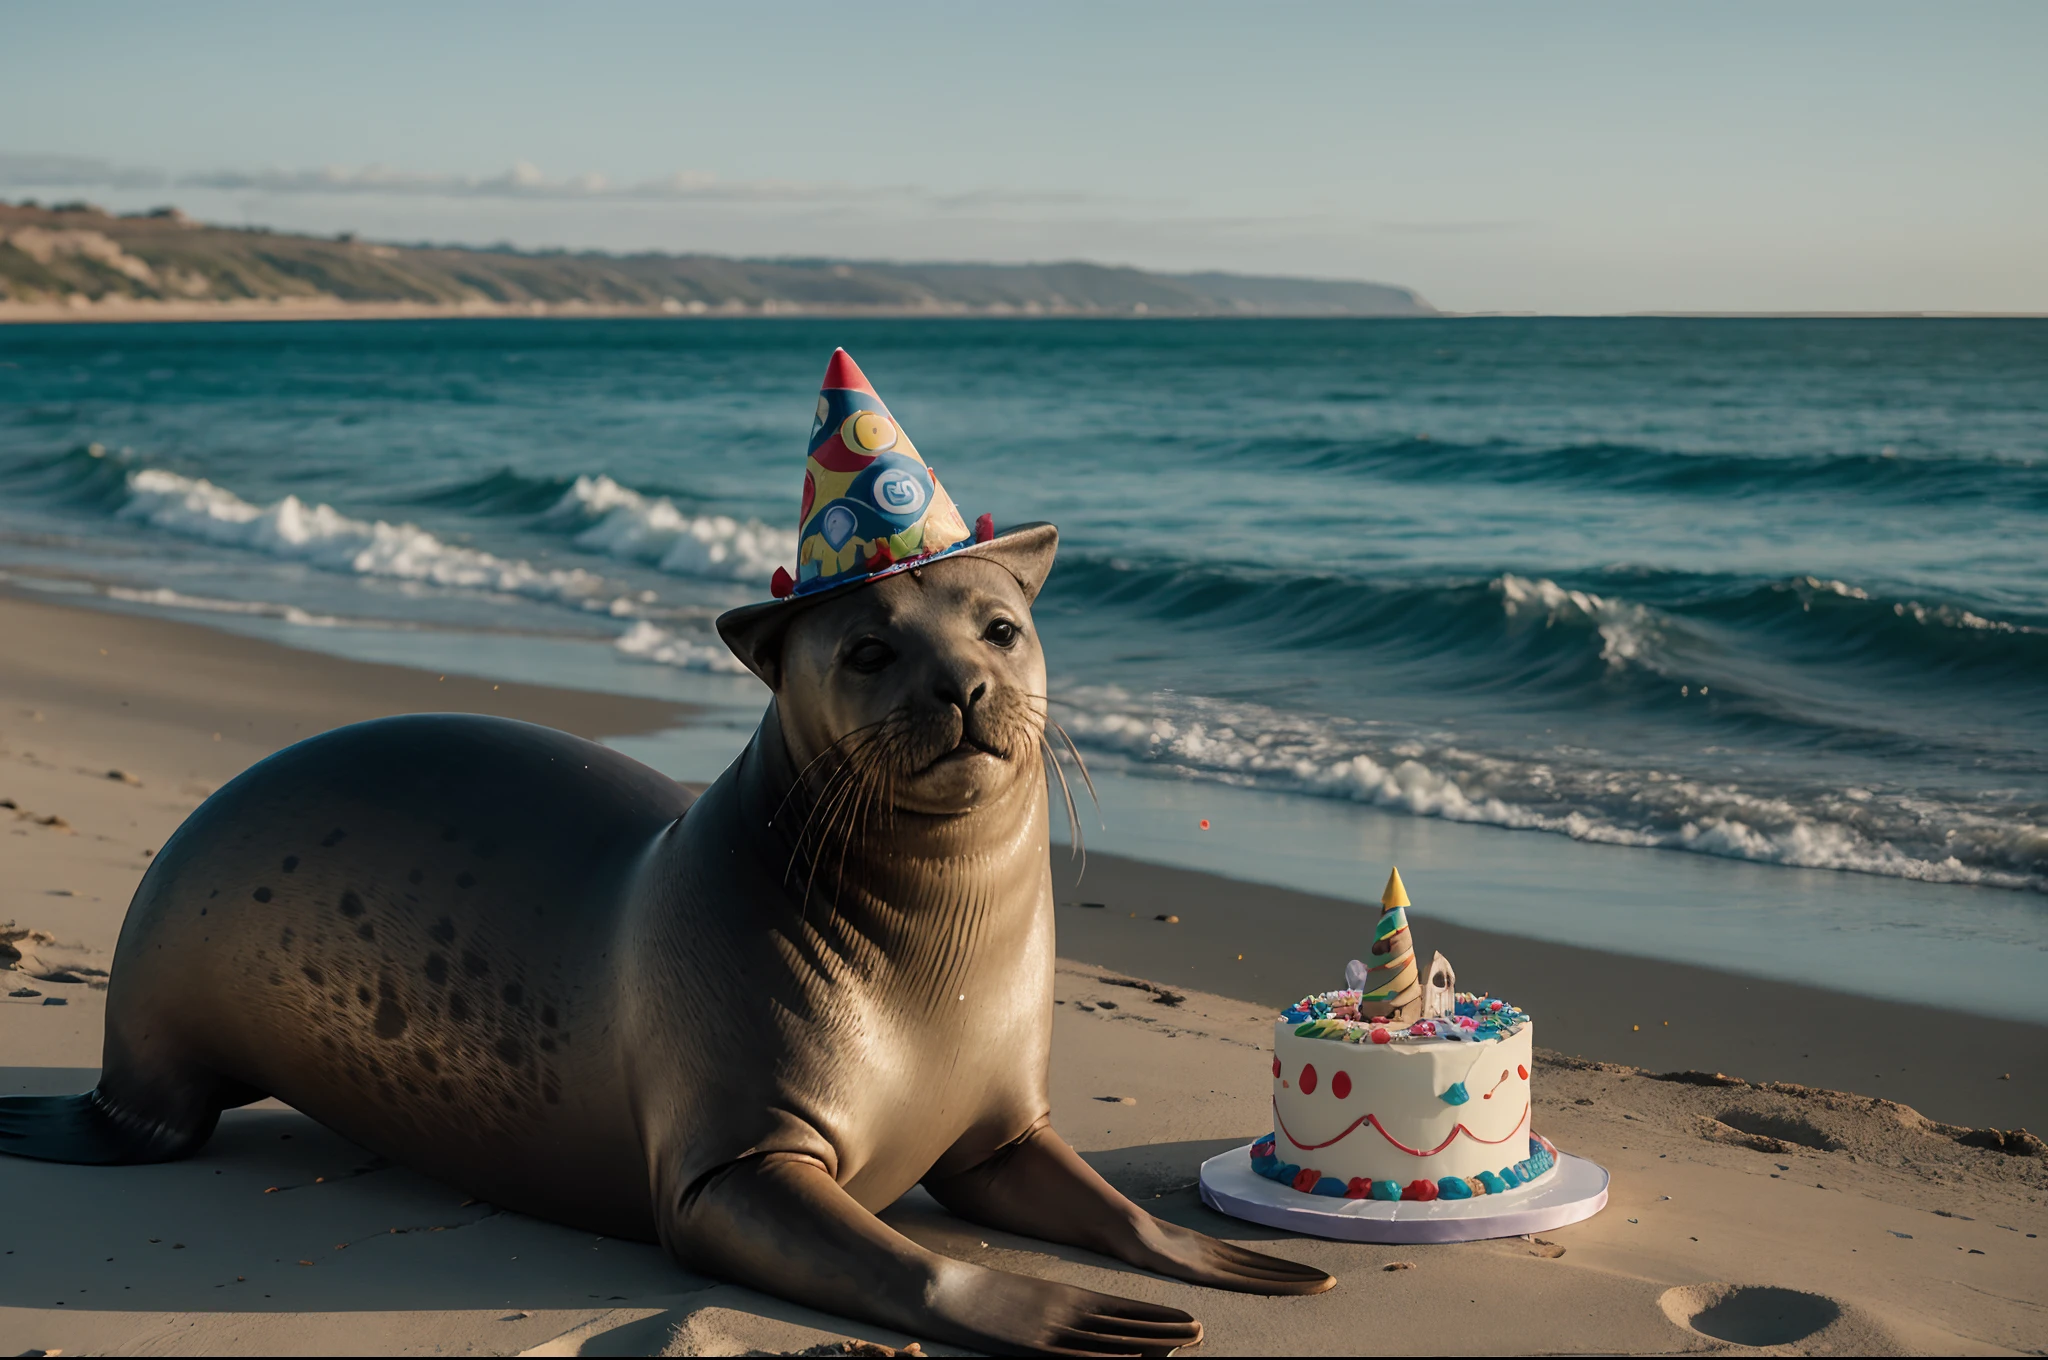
[780,348,972,599]
[1359,865,1422,1023]
[1381,866,1411,910]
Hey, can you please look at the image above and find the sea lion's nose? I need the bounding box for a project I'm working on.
[932,665,990,715]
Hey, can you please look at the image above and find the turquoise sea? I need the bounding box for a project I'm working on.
[3,318,2044,1014]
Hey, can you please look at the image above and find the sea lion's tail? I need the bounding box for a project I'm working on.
[0,1087,222,1164]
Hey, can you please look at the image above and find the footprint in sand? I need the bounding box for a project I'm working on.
[1659,1283,1882,1350]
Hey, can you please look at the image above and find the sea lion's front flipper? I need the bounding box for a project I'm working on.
[667,1152,1203,1357]
[924,1120,1336,1296]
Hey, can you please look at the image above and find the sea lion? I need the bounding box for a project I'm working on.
[0,529,1331,1355]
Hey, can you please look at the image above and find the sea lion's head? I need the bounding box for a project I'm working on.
[718,526,1059,818]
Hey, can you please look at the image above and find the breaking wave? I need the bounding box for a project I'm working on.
[3,449,796,607]
[410,466,791,583]
[113,466,615,605]
[614,619,751,674]
[1057,687,2048,892]
[1042,557,2048,703]
[536,474,792,584]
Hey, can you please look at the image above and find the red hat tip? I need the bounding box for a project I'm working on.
[974,513,995,543]
[770,566,795,598]
[820,348,877,396]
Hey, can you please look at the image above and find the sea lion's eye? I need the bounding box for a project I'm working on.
[845,637,895,674]
[983,618,1019,648]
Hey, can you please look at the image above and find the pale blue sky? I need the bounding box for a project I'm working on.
[4,1,2043,312]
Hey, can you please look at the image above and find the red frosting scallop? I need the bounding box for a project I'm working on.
[1291,1167,1320,1192]
[1299,1063,1318,1095]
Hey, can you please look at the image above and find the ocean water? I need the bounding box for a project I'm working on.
[3,318,2045,1007]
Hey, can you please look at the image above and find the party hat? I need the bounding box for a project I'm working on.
[716,348,1057,682]
[788,348,971,597]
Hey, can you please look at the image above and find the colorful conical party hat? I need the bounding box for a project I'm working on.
[1359,866,1422,1022]
[787,348,971,598]
[716,349,1058,682]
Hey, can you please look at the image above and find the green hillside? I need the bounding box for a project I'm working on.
[0,201,1434,317]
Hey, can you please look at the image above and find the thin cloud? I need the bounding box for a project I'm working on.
[1373,219,1530,236]
[0,153,168,191]
[0,152,1116,211]
[177,160,861,204]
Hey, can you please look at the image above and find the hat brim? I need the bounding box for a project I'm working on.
[715,522,1059,689]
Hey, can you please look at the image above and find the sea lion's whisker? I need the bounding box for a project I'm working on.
[771,719,886,830]
[1040,734,1083,862]
[1049,719,1100,816]
[784,732,879,888]
[829,732,890,909]
[798,745,875,912]
[809,709,910,913]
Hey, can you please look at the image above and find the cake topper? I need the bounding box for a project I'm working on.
[1352,865,1422,1023]
[1423,949,1457,1019]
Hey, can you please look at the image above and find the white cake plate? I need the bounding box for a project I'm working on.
[1198,1141,1609,1244]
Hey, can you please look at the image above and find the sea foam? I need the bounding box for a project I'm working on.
[613,620,751,674]
[117,468,611,605]
[104,586,351,628]
[1059,686,2045,892]
[540,475,793,584]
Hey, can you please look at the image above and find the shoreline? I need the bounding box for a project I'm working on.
[4,587,2038,1131]
[3,589,2043,1355]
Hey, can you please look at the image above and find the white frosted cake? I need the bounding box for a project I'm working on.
[1248,867,1556,1202]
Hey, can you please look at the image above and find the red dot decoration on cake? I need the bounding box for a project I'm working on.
[1518,1064,1529,1080]
[1299,1063,1318,1095]
[1332,1070,1352,1100]
[1272,1056,1281,1077]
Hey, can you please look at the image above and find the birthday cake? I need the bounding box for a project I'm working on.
[1250,867,1556,1203]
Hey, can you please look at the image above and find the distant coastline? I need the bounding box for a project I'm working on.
[9,300,2042,325]
[0,200,1435,321]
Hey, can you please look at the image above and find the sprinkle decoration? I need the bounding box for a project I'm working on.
[1248,1134,1557,1202]
[1278,990,1529,1045]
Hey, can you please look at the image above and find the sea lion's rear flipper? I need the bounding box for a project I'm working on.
[0,1091,166,1164]
[0,1078,245,1165]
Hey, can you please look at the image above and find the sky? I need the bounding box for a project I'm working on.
[3,0,2043,313]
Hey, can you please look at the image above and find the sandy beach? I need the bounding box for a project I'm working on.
[3,590,2044,1356]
